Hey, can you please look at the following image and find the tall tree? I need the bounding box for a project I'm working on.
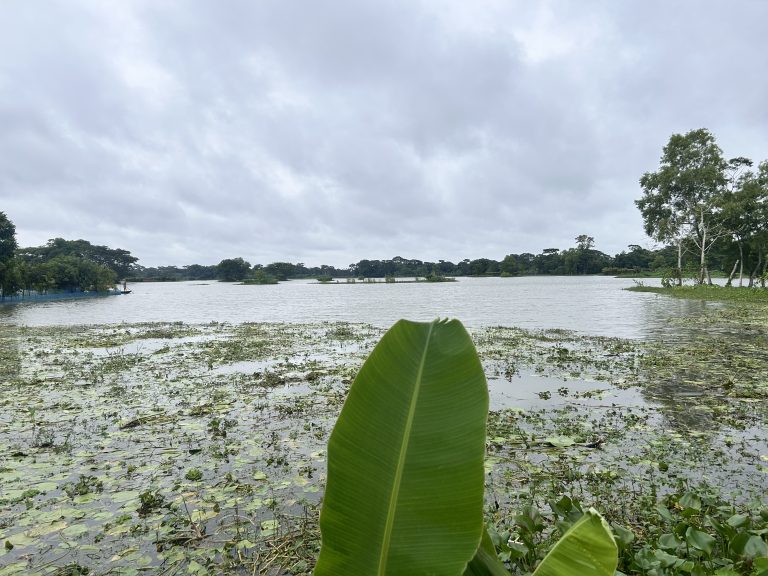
[718,158,762,285]
[575,234,595,251]
[637,128,727,284]
[0,212,19,296]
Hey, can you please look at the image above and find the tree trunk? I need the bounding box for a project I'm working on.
[750,251,763,288]
[726,260,739,287]
[676,240,683,287]
[738,241,744,287]
[698,209,707,285]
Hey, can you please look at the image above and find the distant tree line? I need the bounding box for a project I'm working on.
[126,238,692,283]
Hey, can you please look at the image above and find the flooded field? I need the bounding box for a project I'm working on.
[1,297,767,574]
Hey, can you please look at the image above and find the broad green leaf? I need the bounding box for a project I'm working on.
[685,527,716,555]
[532,509,618,576]
[315,319,489,576]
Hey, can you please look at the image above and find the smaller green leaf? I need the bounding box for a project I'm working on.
[685,527,716,555]
[532,509,617,576]
[463,528,510,576]
[741,535,768,558]
[653,549,683,569]
[658,533,681,551]
[656,505,674,522]
[611,525,635,548]
[725,514,749,528]
[679,492,701,512]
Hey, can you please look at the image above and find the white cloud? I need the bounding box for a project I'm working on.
[1,0,766,267]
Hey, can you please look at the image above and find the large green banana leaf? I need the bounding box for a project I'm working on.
[532,509,618,576]
[315,319,489,576]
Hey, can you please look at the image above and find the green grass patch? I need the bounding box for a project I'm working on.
[627,284,768,303]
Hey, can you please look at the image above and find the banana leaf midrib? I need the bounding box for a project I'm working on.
[377,321,435,575]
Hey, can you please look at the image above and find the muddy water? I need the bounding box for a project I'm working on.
[0,276,720,340]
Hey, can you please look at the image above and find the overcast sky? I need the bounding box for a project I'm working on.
[1,1,767,268]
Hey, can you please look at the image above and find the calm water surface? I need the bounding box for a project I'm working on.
[0,276,718,340]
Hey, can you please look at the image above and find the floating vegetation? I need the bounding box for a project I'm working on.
[0,308,766,574]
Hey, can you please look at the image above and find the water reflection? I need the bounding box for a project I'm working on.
[641,377,714,431]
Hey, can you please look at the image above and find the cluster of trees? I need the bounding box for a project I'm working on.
[0,214,138,297]
[130,260,346,283]
[637,128,768,286]
[349,238,615,278]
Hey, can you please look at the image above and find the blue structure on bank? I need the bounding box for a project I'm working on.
[0,289,123,304]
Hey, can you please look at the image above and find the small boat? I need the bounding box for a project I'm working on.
[121,280,131,295]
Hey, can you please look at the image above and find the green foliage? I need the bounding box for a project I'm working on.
[0,211,19,296]
[263,261,298,281]
[315,319,489,575]
[185,468,203,482]
[626,284,768,303]
[531,510,617,576]
[424,273,455,282]
[138,489,166,516]
[18,237,138,278]
[637,129,768,284]
[0,227,133,296]
[0,211,18,264]
[216,257,251,282]
[316,319,619,575]
[627,490,768,575]
[242,270,278,284]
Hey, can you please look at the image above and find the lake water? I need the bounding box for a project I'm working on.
[0,276,718,340]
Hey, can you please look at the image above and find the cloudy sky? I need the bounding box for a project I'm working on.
[1,1,766,268]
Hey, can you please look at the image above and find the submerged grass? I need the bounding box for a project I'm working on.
[0,307,766,575]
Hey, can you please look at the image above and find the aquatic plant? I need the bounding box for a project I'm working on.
[315,319,618,575]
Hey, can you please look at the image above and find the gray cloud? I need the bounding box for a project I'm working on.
[1,0,767,267]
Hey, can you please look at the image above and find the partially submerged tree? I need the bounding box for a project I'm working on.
[19,238,139,278]
[637,129,728,285]
[216,257,251,282]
